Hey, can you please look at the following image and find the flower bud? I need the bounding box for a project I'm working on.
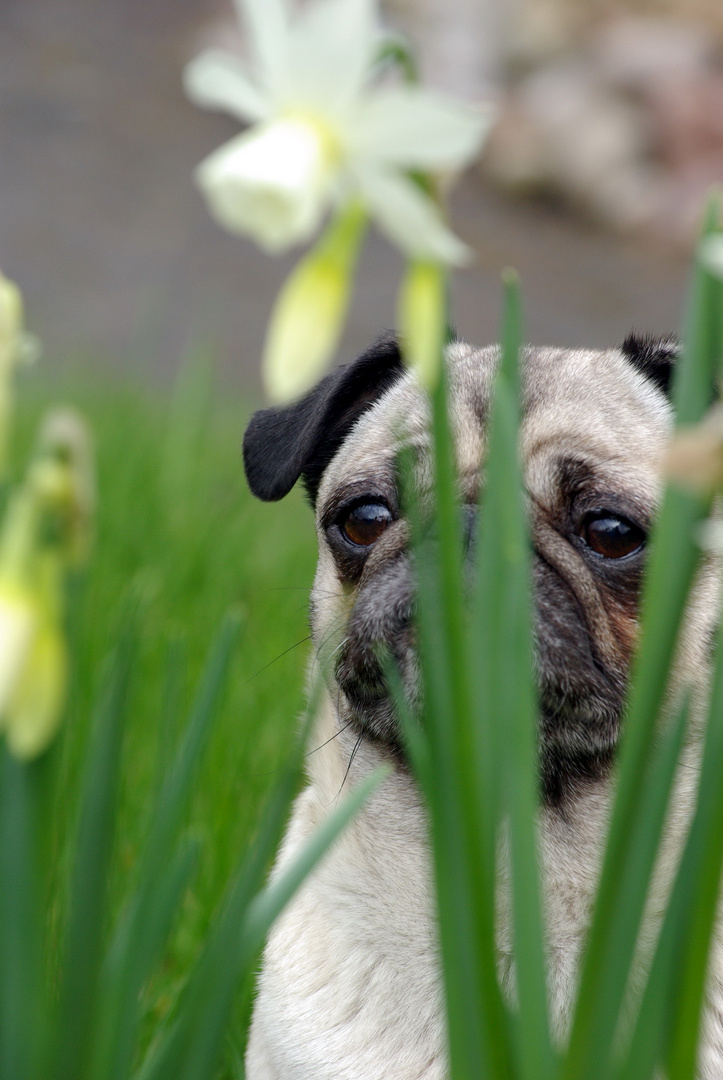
[263,203,366,402]
[3,610,66,761]
[397,260,446,389]
[0,407,94,758]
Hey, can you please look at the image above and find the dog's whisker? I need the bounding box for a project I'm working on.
[328,731,363,808]
[309,619,348,672]
[243,635,312,685]
[305,716,355,758]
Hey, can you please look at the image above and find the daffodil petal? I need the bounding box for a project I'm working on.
[5,623,66,760]
[282,0,377,113]
[183,50,271,123]
[195,122,334,252]
[352,89,494,170]
[235,0,289,90]
[357,168,473,266]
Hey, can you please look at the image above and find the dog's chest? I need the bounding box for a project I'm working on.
[245,767,607,1079]
[246,762,448,1080]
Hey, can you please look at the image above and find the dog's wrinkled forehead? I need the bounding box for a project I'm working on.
[317,341,674,510]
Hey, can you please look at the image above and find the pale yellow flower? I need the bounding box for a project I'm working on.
[185,0,492,264]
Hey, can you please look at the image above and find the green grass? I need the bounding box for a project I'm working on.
[15,357,318,1073]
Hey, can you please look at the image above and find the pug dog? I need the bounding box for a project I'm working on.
[242,335,723,1080]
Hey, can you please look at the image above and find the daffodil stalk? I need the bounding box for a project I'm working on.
[185,0,493,400]
[0,406,93,759]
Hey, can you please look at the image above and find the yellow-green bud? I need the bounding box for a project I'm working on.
[263,203,367,403]
[397,260,446,389]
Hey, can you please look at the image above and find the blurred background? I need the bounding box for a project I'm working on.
[3,0,722,391]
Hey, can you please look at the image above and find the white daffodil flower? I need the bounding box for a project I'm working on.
[185,0,492,264]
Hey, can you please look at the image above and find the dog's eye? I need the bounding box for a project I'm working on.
[579,511,646,559]
[341,503,392,547]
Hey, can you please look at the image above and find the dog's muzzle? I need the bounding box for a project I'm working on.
[334,554,416,742]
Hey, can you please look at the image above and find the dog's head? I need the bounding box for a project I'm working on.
[244,333,709,801]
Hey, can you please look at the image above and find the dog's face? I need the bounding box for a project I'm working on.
[245,334,693,802]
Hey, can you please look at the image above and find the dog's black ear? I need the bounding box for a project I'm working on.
[621,333,679,396]
[243,336,404,503]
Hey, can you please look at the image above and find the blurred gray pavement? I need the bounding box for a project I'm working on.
[0,0,691,391]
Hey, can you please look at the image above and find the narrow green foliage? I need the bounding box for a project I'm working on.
[120,680,314,1080]
[612,701,692,1080]
[54,621,136,1080]
[152,635,188,797]
[663,616,723,1077]
[90,615,240,1080]
[2,366,320,1080]
[561,208,722,1080]
[416,208,723,1080]
[408,276,553,1080]
[95,841,200,1080]
[0,750,45,1080]
[479,274,553,1080]
[413,371,515,1080]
